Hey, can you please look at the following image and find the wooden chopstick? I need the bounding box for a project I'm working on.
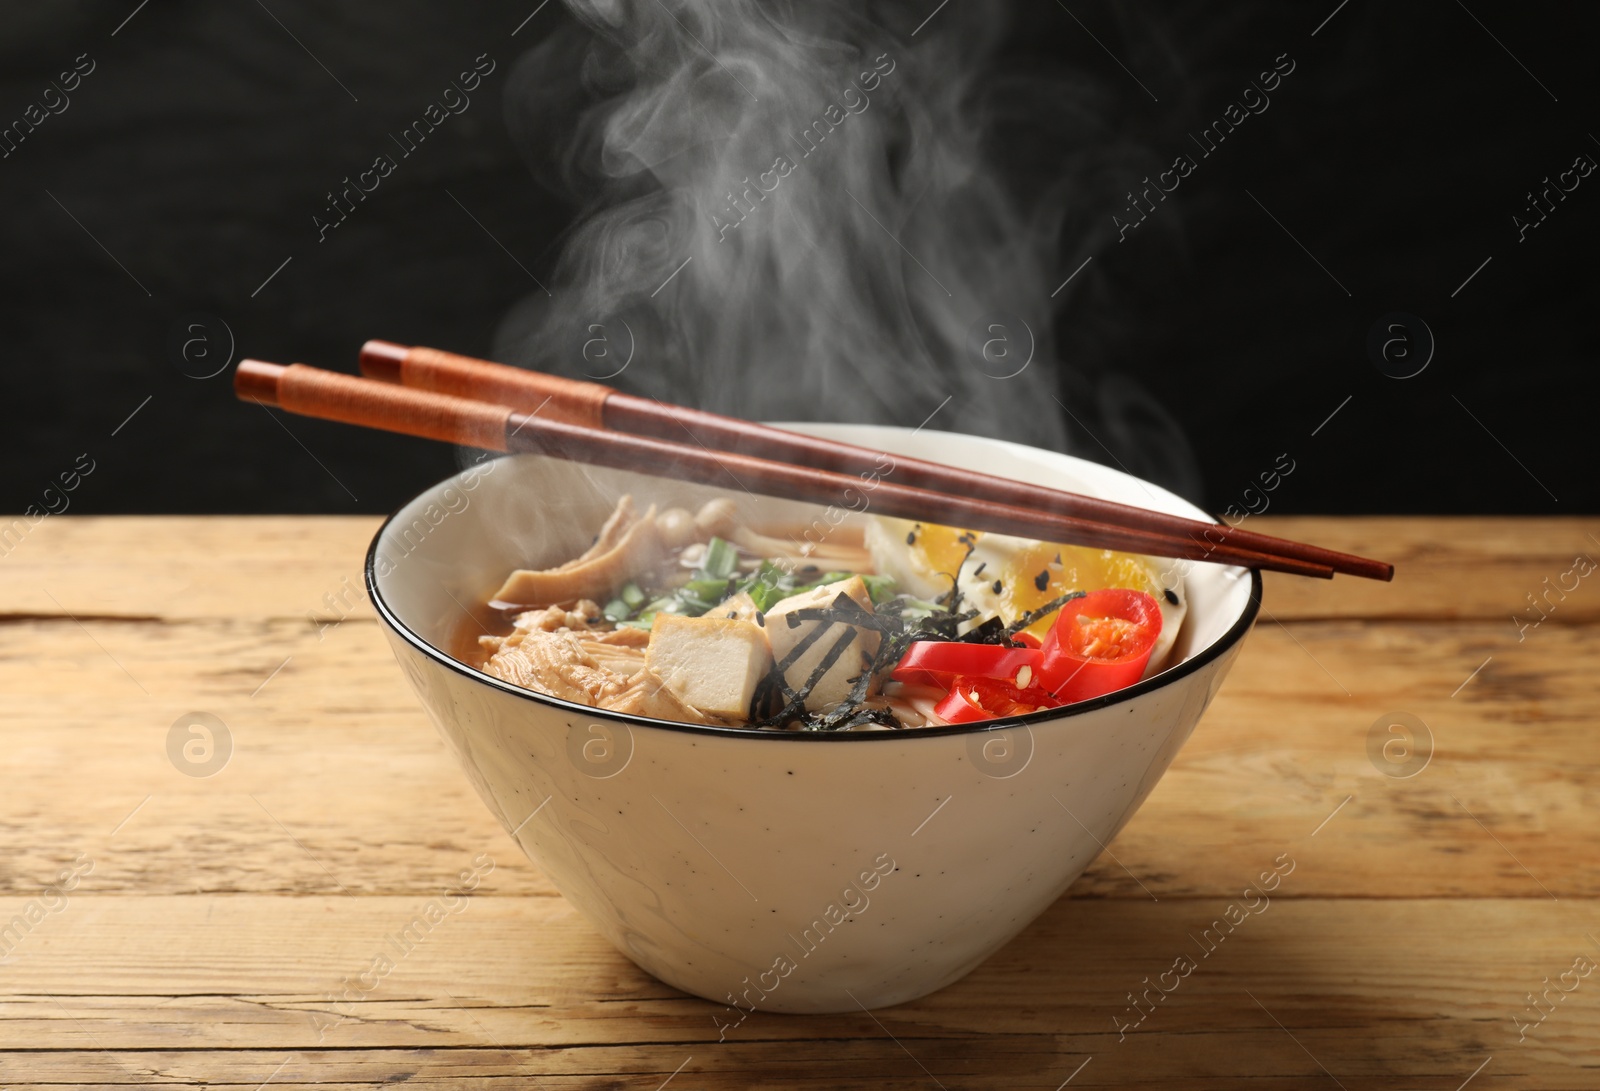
[360,340,1391,582]
[236,359,1340,578]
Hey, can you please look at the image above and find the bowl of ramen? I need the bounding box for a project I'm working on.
[366,423,1260,1014]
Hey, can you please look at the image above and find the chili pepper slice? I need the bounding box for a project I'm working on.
[892,641,1042,688]
[933,676,1062,723]
[1039,587,1162,704]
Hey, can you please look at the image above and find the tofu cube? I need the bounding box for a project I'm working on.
[763,576,881,711]
[646,614,773,720]
[712,590,764,625]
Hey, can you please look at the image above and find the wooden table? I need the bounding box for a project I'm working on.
[2,516,1596,1089]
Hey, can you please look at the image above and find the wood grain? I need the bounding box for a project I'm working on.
[1,898,1595,1087]
[1256,515,1600,622]
[1,516,1596,1087]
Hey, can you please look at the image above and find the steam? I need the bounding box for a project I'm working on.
[492,0,1202,497]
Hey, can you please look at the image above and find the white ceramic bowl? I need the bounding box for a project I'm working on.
[366,425,1260,1014]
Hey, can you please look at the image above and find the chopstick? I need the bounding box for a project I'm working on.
[235,359,1343,578]
[360,340,1392,582]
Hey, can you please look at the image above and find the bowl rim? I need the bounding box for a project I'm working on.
[365,447,1263,742]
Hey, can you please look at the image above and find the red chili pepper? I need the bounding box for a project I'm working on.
[892,640,1042,688]
[933,684,990,724]
[1039,588,1162,704]
[934,677,1062,723]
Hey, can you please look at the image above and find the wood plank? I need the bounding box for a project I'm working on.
[0,515,380,623]
[0,613,557,899]
[0,896,1594,1086]
[1256,514,1600,622]
[1,616,1594,899]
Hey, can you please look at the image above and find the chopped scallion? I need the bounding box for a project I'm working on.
[860,574,897,603]
[700,536,739,580]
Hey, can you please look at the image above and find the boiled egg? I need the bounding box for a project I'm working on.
[864,515,1188,676]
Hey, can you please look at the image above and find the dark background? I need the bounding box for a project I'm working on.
[2,1,1594,516]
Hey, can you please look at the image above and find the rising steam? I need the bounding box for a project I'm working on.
[493,0,1201,496]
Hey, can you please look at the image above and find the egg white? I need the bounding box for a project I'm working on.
[864,515,1188,677]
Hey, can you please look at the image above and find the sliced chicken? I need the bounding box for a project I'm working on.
[481,628,630,707]
[491,601,607,641]
[480,599,721,725]
[578,637,648,677]
[481,601,630,702]
[607,673,720,724]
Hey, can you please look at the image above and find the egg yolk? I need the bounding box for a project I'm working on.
[1002,541,1158,640]
[909,522,1159,641]
[909,523,982,590]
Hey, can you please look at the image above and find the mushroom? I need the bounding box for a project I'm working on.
[489,496,665,607]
